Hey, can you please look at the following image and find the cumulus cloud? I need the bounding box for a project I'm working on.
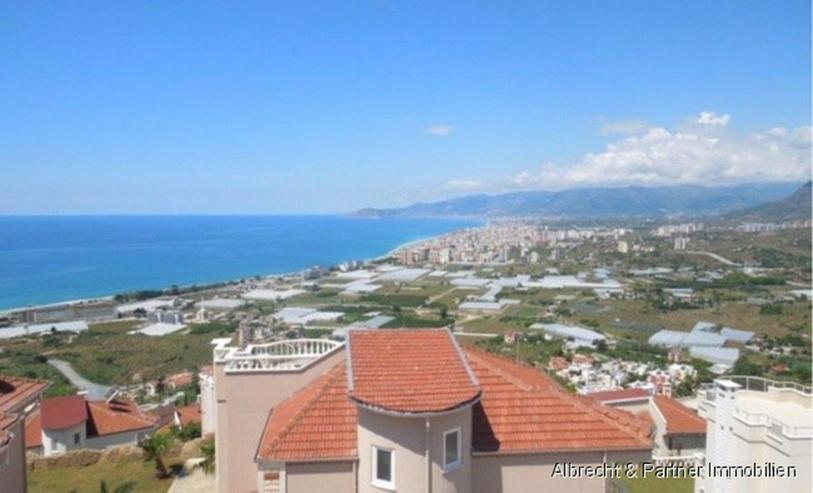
[696,111,731,126]
[511,112,811,189]
[425,124,454,137]
[444,179,488,192]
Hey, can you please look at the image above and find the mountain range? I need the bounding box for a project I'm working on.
[355,182,807,220]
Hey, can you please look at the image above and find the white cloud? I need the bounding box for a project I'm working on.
[425,124,454,137]
[696,111,731,126]
[445,179,488,192]
[510,112,811,190]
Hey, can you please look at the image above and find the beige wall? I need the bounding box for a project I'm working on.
[215,349,344,493]
[0,417,27,493]
[472,450,651,493]
[285,461,355,493]
[356,406,472,493]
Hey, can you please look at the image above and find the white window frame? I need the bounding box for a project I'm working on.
[443,427,463,471]
[371,445,395,490]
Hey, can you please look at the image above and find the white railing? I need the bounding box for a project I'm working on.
[733,407,813,438]
[215,338,343,373]
[725,375,811,395]
[652,452,704,467]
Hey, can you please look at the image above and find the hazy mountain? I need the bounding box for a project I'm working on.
[354,182,803,219]
[721,181,811,223]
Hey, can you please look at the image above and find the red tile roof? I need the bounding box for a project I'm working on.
[256,337,651,463]
[24,411,42,449]
[467,348,652,454]
[41,395,87,430]
[175,404,202,427]
[87,399,158,437]
[653,396,706,435]
[347,329,480,414]
[587,388,650,404]
[0,374,48,413]
[257,363,357,462]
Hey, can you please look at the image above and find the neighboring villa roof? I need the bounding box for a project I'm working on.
[652,396,706,435]
[27,396,158,443]
[41,395,88,430]
[347,329,480,414]
[175,404,202,427]
[257,331,652,463]
[587,388,650,404]
[86,399,158,436]
[0,374,48,413]
[257,363,357,462]
[24,412,42,448]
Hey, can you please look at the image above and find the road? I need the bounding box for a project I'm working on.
[684,250,741,267]
[48,358,113,400]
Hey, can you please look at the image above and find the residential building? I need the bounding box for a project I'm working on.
[696,377,812,493]
[649,396,705,460]
[25,395,158,456]
[0,375,49,493]
[210,329,652,493]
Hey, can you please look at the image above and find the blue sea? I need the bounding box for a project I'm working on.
[0,215,478,310]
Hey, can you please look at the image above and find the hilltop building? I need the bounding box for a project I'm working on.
[208,329,652,493]
[696,377,812,493]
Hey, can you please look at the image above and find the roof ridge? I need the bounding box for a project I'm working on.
[264,363,345,454]
[573,396,653,444]
[88,399,156,428]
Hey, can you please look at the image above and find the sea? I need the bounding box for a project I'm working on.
[0,215,479,311]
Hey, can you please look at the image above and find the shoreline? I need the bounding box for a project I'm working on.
[1,228,477,316]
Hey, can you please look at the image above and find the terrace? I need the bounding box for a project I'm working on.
[213,338,344,373]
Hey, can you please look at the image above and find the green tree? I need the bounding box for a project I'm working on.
[141,432,174,479]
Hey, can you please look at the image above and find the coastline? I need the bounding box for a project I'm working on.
[1,226,476,316]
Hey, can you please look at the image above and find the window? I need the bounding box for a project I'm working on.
[443,428,462,470]
[371,446,395,490]
[73,433,81,445]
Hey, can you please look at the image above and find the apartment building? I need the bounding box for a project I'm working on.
[0,374,49,493]
[210,329,652,493]
[696,377,812,493]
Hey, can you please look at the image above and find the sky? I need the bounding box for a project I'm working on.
[1,1,810,214]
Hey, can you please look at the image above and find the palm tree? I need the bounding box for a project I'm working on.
[141,432,173,479]
[198,436,216,475]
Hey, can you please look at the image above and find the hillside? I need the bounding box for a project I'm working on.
[355,182,802,219]
[722,181,811,223]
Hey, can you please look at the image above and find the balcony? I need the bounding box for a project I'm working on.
[214,338,344,373]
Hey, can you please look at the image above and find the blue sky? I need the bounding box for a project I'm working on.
[1,1,810,213]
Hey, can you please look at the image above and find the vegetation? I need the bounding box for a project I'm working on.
[140,432,174,479]
[28,461,170,493]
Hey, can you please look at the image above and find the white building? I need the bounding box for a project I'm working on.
[696,377,812,493]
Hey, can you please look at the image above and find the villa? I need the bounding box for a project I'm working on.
[209,328,652,493]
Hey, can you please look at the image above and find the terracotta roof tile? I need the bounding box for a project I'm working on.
[86,399,158,437]
[653,396,706,435]
[257,363,357,462]
[25,411,42,448]
[41,395,87,430]
[0,374,48,413]
[466,348,652,454]
[348,329,480,414]
[587,388,650,403]
[257,337,651,464]
[175,404,202,427]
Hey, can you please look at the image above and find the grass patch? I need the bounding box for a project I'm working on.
[28,460,172,493]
